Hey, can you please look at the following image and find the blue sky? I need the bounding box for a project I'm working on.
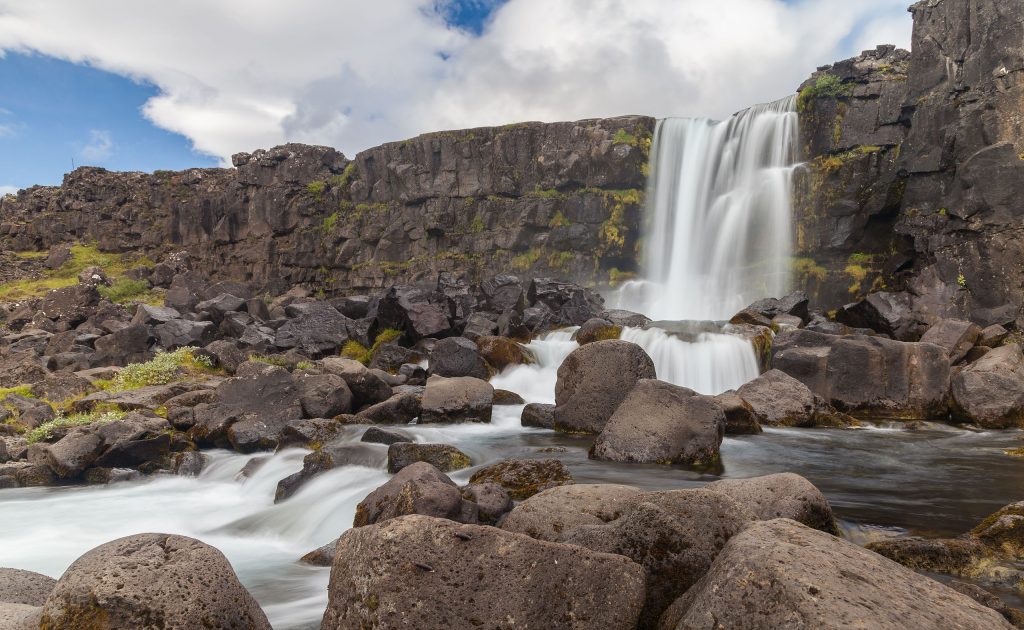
[0,0,909,194]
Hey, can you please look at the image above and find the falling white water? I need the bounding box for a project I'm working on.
[491,329,578,404]
[617,97,799,321]
[620,327,759,394]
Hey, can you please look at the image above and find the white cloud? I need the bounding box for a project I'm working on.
[0,185,18,196]
[0,0,913,164]
[79,129,114,162]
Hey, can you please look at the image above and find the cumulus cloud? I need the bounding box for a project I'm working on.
[79,129,114,162]
[0,0,912,163]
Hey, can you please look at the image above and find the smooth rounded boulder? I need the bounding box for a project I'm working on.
[39,533,270,629]
[387,442,472,474]
[353,461,478,527]
[705,472,839,534]
[554,340,656,434]
[322,515,646,630]
[951,344,1024,428]
[419,374,493,423]
[591,380,725,467]
[658,519,1011,630]
[736,369,846,427]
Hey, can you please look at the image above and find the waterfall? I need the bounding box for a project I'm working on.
[618,97,799,321]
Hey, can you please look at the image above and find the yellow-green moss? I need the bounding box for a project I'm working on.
[792,257,828,283]
[845,264,869,294]
[307,180,327,201]
[548,211,570,228]
[27,409,126,444]
[511,249,542,272]
[797,73,854,113]
[0,243,142,301]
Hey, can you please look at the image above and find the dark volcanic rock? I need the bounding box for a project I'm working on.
[468,458,573,500]
[419,375,493,424]
[521,402,555,429]
[553,340,656,435]
[387,442,471,474]
[353,462,477,527]
[428,336,489,380]
[323,514,646,630]
[190,367,303,452]
[951,344,1024,428]
[274,302,352,358]
[736,369,847,428]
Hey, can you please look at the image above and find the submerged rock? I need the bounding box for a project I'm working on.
[468,458,574,500]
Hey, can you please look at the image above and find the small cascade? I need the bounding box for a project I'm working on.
[490,329,578,404]
[617,97,799,321]
[620,327,759,395]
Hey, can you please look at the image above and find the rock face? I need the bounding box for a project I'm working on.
[39,533,271,629]
[322,514,646,630]
[0,119,652,293]
[591,380,725,466]
[554,340,656,434]
[951,344,1024,428]
[771,329,950,420]
[793,1,1024,330]
[660,519,1012,630]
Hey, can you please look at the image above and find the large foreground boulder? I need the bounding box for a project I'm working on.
[658,519,1010,630]
[951,344,1024,428]
[554,340,656,434]
[322,515,645,629]
[772,329,950,420]
[39,533,271,629]
[705,472,838,534]
[591,380,725,467]
[501,483,643,542]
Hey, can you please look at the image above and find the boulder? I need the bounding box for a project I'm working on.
[356,391,422,424]
[419,375,493,423]
[501,483,642,542]
[564,489,755,628]
[153,319,216,349]
[979,324,1010,348]
[300,539,338,567]
[0,602,41,628]
[972,501,1024,557]
[461,482,514,524]
[493,389,525,405]
[601,309,652,328]
[480,274,526,313]
[320,357,393,408]
[296,373,352,418]
[274,302,353,357]
[920,318,982,363]
[528,278,605,326]
[468,458,573,500]
[591,380,725,467]
[276,442,385,501]
[39,533,271,629]
[130,304,181,327]
[575,318,622,345]
[387,442,471,474]
[746,291,811,322]
[659,519,1011,630]
[713,391,762,434]
[367,342,414,373]
[835,291,930,341]
[736,369,846,427]
[90,324,152,367]
[865,537,987,575]
[29,372,93,404]
[461,312,498,341]
[475,335,534,370]
[353,462,477,527]
[371,286,451,341]
[521,402,555,428]
[38,284,99,325]
[705,472,838,534]
[0,568,56,606]
[278,418,351,449]
[952,345,1024,428]
[772,329,951,420]
[44,430,105,478]
[322,515,645,630]
[428,337,489,379]
[203,339,249,373]
[554,340,656,434]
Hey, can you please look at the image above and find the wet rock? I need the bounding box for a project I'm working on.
[83,467,143,484]
[353,462,478,527]
[706,472,838,534]
[387,442,471,474]
[921,318,982,363]
[475,335,534,370]
[39,533,271,629]
[468,458,573,500]
[865,536,988,575]
[356,391,422,424]
[300,539,338,567]
[0,568,56,606]
[360,426,414,445]
[461,482,514,524]
[428,336,489,379]
[947,581,1024,628]
[575,318,622,345]
[521,402,555,428]
[661,519,1011,630]
[972,501,1024,557]
[172,451,207,476]
[564,489,755,629]
[554,340,656,434]
[278,418,350,448]
[419,374,493,423]
[492,389,523,406]
[322,515,645,630]
[713,390,762,434]
[592,380,725,467]
[952,345,1024,428]
[296,373,352,418]
[729,309,773,328]
[601,309,652,328]
[276,442,386,501]
[747,291,811,322]
[320,357,393,408]
[737,369,847,427]
[502,483,642,542]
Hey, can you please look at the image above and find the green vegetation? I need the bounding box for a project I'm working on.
[322,211,340,234]
[819,145,883,172]
[331,162,357,191]
[27,409,126,444]
[595,189,643,257]
[792,257,828,283]
[341,329,403,365]
[307,180,327,201]
[470,216,485,233]
[958,273,968,288]
[103,348,213,392]
[511,249,542,271]
[797,73,854,112]
[97,278,153,304]
[0,243,156,302]
[608,268,637,286]
[848,252,874,265]
[249,354,289,368]
[295,360,315,371]
[548,211,570,228]
[0,385,35,400]
[612,129,638,146]
[939,207,948,217]
[547,251,575,271]
[529,187,565,200]
[845,264,869,295]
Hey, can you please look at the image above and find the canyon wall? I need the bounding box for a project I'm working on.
[794,0,1024,328]
[0,117,652,296]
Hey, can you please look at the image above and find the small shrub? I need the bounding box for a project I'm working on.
[322,211,340,233]
[27,409,126,444]
[108,348,212,392]
[307,180,327,201]
[612,129,638,146]
[248,354,289,368]
[341,340,371,364]
[0,385,35,400]
[958,273,967,288]
[295,361,315,371]
[792,257,828,283]
[797,73,854,112]
[98,278,151,303]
